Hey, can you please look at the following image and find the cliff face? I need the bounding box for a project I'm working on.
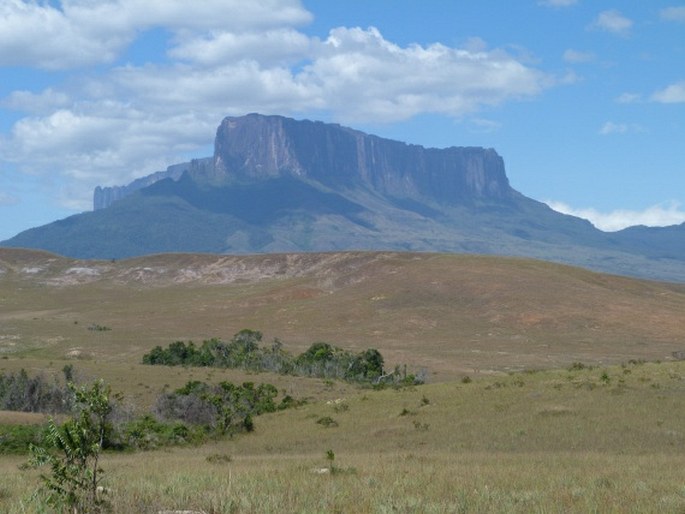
[95,114,511,210]
[212,114,512,203]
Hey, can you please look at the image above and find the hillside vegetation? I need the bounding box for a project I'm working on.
[1,248,685,512]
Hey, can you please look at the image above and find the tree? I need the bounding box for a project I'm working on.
[347,348,384,380]
[29,379,114,513]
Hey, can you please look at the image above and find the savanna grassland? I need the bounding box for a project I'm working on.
[1,248,685,512]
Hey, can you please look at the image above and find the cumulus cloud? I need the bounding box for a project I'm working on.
[547,201,685,231]
[168,29,313,67]
[599,121,644,135]
[2,89,71,114]
[300,27,550,122]
[0,1,555,210]
[660,6,685,22]
[651,81,685,103]
[0,0,312,69]
[589,10,633,36]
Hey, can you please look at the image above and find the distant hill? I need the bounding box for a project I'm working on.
[2,113,684,282]
[2,247,685,379]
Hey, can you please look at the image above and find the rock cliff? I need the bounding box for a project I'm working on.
[95,114,512,209]
[212,114,512,203]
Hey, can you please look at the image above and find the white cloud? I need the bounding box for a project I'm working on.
[660,6,685,22]
[589,10,633,36]
[563,49,596,63]
[547,201,685,231]
[599,121,644,135]
[0,0,312,69]
[0,0,132,69]
[0,3,554,211]
[651,81,685,103]
[469,118,503,133]
[301,26,550,122]
[168,29,313,67]
[2,89,71,114]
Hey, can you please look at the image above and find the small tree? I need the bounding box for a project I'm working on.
[29,379,113,513]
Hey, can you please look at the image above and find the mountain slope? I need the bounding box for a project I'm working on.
[2,248,684,379]
[2,114,684,281]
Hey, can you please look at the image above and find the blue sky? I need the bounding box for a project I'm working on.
[1,0,684,240]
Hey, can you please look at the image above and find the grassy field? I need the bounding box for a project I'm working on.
[2,360,685,512]
[1,249,685,512]
[2,248,685,381]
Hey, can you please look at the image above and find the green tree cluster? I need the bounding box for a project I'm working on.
[142,329,398,384]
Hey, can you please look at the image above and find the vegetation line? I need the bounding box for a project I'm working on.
[142,329,426,386]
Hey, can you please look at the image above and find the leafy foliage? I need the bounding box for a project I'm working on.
[120,415,206,450]
[142,329,422,385]
[154,380,283,436]
[28,379,114,513]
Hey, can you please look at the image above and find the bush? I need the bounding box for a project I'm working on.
[28,379,113,513]
[154,380,280,435]
[0,369,74,414]
[316,416,338,428]
[121,415,204,450]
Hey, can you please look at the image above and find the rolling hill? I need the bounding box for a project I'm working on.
[2,247,684,384]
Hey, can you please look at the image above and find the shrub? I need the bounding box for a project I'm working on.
[121,415,203,450]
[0,369,74,414]
[154,380,280,436]
[316,416,338,428]
[28,379,113,513]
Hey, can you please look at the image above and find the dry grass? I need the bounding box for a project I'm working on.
[0,411,49,426]
[2,361,685,512]
[2,249,685,512]
[2,249,685,382]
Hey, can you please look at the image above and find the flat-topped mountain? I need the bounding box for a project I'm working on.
[2,114,684,282]
[93,114,512,210]
[212,114,512,202]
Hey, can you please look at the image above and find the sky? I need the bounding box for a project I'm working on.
[0,0,684,240]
